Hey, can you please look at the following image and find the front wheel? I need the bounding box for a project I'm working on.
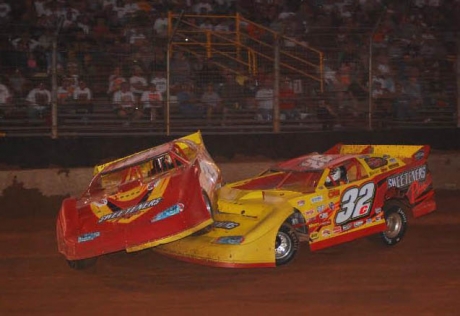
[380,201,408,246]
[275,223,299,266]
[67,257,98,270]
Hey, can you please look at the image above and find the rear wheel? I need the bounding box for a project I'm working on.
[67,257,98,270]
[380,201,408,246]
[275,223,299,266]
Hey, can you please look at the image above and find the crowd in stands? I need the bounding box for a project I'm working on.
[0,0,458,129]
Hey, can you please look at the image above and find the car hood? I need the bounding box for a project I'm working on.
[217,185,303,217]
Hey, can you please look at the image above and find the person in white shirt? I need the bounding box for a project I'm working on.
[129,67,148,101]
[255,80,274,121]
[113,82,142,120]
[73,80,93,113]
[0,0,11,24]
[140,83,163,121]
[26,82,51,118]
[150,72,167,96]
[153,11,168,38]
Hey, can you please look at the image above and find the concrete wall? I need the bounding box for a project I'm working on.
[0,152,458,198]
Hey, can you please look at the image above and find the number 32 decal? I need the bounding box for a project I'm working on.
[335,182,376,225]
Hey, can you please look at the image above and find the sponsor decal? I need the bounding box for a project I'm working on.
[297,200,306,207]
[309,232,319,240]
[78,232,100,243]
[320,219,332,226]
[388,163,399,169]
[151,203,184,222]
[98,197,163,223]
[333,226,342,234]
[214,221,240,230]
[329,202,335,211]
[322,229,331,237]
[387,165,427,188]
[354,220,364,228]
[317,205,325,213]
[364,157,388,169]
[389,158,397,163]
[328,189,340,198]
[300,155,334,169]
[319,212,328,220]
[415,150,425,160]
[376,215,383,221]
[366,218,373,224]
[342,223,352,231]
[311,196,323,204]
[375,207,382,214]
[306,209,315,216]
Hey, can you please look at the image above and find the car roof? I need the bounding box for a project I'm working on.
[273,153,358,172]
[101,143,173,174]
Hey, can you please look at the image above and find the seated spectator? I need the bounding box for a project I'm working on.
[113,82,142,121]
[254,79,274,121]
[153,11,168,39]
[57,77,74,106]
[0,80,12,118]
[140,83,163,121]
[26,82,51,119]
[150,71,167,97]
[72,80,93,114]
[176,83,205,119]
[129,66,148,103]
[107,66,126,98]
[219,72,243,110]
[0,0,12,25]
[200,83,225,120]
[279,79,299,120]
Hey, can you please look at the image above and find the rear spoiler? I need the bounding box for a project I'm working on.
[324,143,431,161]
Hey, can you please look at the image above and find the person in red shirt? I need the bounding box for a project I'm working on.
[279,79,299,120]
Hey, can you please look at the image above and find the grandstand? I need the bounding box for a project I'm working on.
[0,0,458,137]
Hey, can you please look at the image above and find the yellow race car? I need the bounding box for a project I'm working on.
[155,144,436,268]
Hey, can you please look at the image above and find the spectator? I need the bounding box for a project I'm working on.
[153,11,168,39]
[129,66,148,103]
[57,77,74,107]
[140,83,163,121]
[219,72,243,110]
[254,79,274,121]
[26,82,51,119]
[200,83,224,120]
[72,80,93,114]
[279,79,299,120]
[0,80,12,118]
[392,81,415,121]
[176,83,204,118]
[107,66,126,97]
[0,0,11,25]
[112,82,142,121]
[170,51,192,86]
[150,71,167,97]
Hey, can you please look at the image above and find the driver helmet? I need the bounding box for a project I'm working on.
[326,167,341,185]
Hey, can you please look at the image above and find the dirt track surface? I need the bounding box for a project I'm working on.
[1,185,459,315]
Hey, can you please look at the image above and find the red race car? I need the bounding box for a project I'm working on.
[56,132,221,269]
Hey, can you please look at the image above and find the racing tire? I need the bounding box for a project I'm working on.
[380,201,408,246]
[67,257,98,270]
[275,223,299,266]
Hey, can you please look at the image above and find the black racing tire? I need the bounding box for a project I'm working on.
[67,257,98,270]
[380,201,408,246]
[275,223,299,266]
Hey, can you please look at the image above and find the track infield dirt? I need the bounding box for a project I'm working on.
[0,163,459,316]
